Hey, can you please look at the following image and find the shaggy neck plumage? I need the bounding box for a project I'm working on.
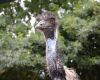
[43,26,66,80]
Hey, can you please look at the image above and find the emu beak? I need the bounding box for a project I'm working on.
[34,21,40,29]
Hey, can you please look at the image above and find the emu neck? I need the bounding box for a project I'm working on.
[44,28,58,54]
[44,29,57,39]
[43,28,66,80]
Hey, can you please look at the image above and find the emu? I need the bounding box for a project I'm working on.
[35,11,79,80]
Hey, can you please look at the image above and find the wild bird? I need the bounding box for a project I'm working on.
[35,11,79,80]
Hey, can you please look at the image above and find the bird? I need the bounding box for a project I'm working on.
[35,11,79,80]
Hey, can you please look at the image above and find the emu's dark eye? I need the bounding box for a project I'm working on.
[49,18,55,23]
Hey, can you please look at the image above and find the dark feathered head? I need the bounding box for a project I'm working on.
[35,11,58,39]
[35,11,58,31]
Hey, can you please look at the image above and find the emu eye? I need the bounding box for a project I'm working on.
[49,18,55,23]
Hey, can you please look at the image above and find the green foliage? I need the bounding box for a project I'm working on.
[60,0,100,71]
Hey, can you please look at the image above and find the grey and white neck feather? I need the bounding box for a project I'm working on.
[46,28,58,54]
[47,38,57,52]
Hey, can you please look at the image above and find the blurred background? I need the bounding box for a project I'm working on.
[0,0,100,80]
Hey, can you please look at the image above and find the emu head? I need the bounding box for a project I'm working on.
[35,11,58,33]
